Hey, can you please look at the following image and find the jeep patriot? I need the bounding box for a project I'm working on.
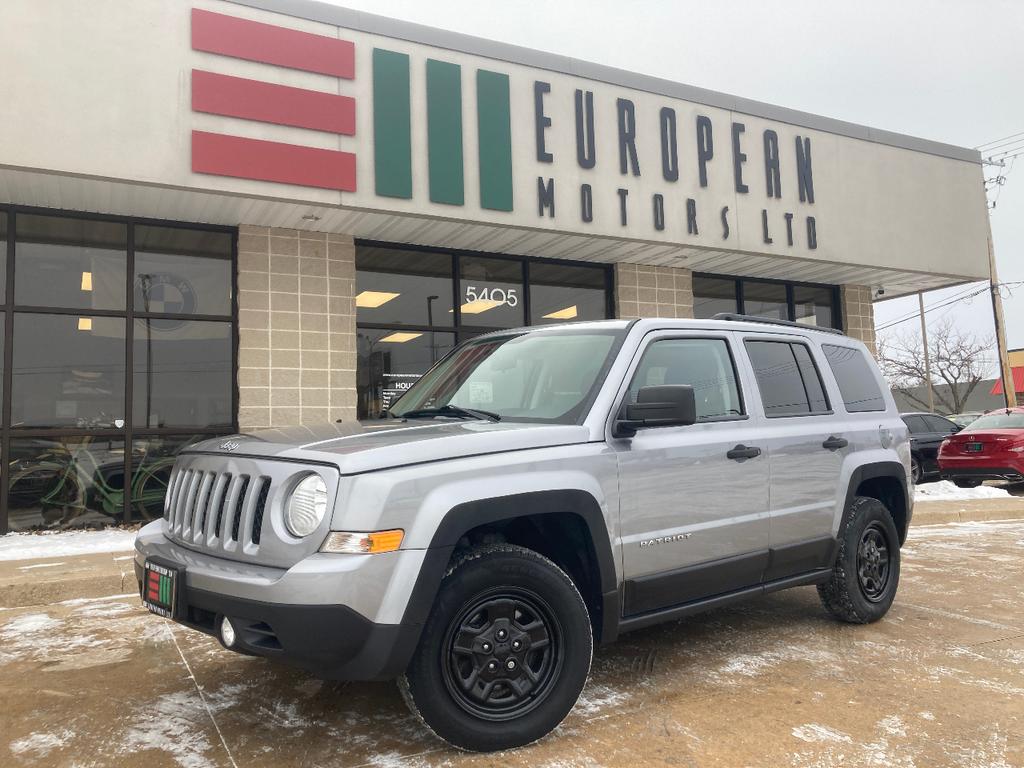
[135,315,911,751]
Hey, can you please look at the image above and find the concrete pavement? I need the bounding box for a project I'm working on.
[2,518,1022,767]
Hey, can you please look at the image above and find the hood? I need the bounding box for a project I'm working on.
[186,420,591,474]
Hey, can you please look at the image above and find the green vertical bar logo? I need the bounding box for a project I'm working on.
[373,49,413,199]
[426,59,464,206]
[476,70,514,212]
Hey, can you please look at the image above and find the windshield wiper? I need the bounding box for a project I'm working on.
[399,404,501,422]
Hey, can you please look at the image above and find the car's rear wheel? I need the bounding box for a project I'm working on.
[818,496,901,623]
[910,456,923,485]
[953,478,983,489]
[400,544,592,752]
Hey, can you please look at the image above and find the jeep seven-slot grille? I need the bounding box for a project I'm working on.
[164,468,271,551]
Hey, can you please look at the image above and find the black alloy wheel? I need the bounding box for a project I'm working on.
[442,588,561,721]
[856,522,891,602]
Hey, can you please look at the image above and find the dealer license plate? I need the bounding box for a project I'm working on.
[143,560,181,618]
[965,442,984,453]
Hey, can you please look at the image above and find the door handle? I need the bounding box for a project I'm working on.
[822,435,849,450]
[726,444,762,460]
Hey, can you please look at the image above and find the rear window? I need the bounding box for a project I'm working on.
[965,412,1024,430]
[745,340,831,417]
[821,344,886,412]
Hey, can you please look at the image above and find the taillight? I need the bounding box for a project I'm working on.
[1009,440,1024,454]
[939,438,952,453]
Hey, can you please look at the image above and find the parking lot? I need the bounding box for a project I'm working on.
[2,518,1023,768]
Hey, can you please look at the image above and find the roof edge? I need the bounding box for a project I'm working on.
[228,0,981,165]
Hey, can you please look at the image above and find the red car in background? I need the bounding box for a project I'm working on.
[938,407,1024,487]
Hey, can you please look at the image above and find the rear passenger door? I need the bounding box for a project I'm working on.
[742,336,841,581]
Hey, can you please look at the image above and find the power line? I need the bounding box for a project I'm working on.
[876,282,989,330]
[976,130,1024,149]
[875,282,1024,333]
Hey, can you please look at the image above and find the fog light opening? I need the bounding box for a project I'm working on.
[220,616,236,648]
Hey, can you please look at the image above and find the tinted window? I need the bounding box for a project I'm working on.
[924,415,956,433]
[902,415,929,434]
[356,247,454,326]
[693,277,738,318]
[134,225,233,317]
[822,344,886,412]
[11,313,126,428]
[743,281,788,321]
[745,340,828,417]
[529,262,608,325]
[133,320,233,428]
[628,338,743,420]
[15,215,127,310]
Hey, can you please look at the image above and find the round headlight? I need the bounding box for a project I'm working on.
[285,474,328,538]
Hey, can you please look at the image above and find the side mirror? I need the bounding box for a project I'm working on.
[614,385,697,438]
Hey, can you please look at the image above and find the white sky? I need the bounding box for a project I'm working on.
[322,0,1024,367]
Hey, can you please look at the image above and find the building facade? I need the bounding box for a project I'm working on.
[0,0,991,532]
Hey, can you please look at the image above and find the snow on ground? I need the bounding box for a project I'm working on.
[914,480,1012,502]
[0,528,137,561]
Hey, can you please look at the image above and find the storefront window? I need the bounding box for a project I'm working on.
[355,243,613,420]
[458,256,525,328]
[15,214,127,310]
[529,262,609,325]
[743,280,789,321]
[11,313,127,429]
[794,285,835,328]
[133,320,233,428]
[693,276,739,318]
[7,436,127,531]
[356,247,453,326]
[0,209,236,532]
[134,225,233,316]
[358,328,456,418]
[0,214,7,300]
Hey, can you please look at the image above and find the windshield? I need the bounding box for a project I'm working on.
[388,329,624,424]
[964,412,1024,430]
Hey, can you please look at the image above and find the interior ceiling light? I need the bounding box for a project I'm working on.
[356,290,400,308]
[379,331,422,344]
[457,299,503,315]
[77,317,93,331]
[80,271,93,291]
[543,305,578,320]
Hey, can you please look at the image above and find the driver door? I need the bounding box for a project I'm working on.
[612,331,771,616]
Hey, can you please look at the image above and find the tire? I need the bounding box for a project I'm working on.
[818,496,901,624]
[953,478,983,489]
[399,544,593,752]
[910,456,923,485]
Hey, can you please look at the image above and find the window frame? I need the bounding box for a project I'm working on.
[0,204,238,532]
[743,337,834,419]
[614,332,749,429]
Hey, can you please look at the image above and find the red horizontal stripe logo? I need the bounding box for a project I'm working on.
[192,70,355,135]
[191,9,355,79]
[192,131,357,192]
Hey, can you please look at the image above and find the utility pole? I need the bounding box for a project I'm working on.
[988,232,1017,407]
[918,291,935,412]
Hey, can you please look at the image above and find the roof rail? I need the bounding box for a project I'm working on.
[711,313,846,336]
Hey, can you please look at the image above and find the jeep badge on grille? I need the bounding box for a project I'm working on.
[219,440,241,452]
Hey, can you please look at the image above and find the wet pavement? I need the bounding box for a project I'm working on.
[2,519,1023,768]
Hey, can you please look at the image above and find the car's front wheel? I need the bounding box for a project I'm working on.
[400,544,592,752]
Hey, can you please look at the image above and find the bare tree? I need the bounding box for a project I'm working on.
[878,317,994,414]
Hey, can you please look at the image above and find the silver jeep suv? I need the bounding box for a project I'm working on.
[135,316,911,751]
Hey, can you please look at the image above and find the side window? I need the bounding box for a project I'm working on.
[744,339,831,417]
[821,344,886,412]
[924,415,956,433]
[627,338,743,420]
[903,415,928,434]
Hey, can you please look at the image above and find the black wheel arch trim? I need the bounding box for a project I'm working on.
[841,461,912,546]
[379,489,620,681]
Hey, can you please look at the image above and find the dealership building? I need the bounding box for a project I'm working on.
[0,0,991,532]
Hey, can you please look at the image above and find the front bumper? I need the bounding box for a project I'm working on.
[133,521,435,681]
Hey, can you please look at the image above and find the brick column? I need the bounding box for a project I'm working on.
[615,263,693,319]
[236,226,356,431]
[841,284,877,354]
